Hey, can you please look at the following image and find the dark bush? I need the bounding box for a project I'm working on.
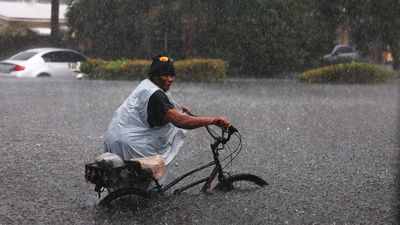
[80,58,226,81]
[299,62,396,83]
[175,58,226,81]
[80,59,149,80]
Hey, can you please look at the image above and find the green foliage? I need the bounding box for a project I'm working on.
[80,59,150,80]
[67,0,334,75]
[0,33,61,60]
[205,0,333,75]
[175,58,226,81]
[80,58,226,81]
[67,0,399,76]
[299,62,396,83]
[67,0,152,59]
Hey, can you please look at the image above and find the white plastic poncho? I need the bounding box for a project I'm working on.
[104,79,187,165]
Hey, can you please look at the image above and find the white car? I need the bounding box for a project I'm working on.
[322,44,361,64]
[0,48,87,78]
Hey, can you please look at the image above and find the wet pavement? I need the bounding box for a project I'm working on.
[0,77,398,224]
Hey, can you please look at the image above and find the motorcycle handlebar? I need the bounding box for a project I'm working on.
[228,125,238,134]
[186,111,238,142]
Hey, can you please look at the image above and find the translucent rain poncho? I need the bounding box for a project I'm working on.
[104,79,187,165]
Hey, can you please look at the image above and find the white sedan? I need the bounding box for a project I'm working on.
[0,48,87,78]
[322,44,361,64]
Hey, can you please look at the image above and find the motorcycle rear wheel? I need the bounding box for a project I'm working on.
[99,187,150,208]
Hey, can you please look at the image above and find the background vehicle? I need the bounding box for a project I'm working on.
[322,44,361,64]
[0,48,87,78]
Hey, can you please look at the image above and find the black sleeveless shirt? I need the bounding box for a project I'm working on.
[147,90,175,128]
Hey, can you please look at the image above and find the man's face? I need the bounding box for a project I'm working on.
[153,74,175,91]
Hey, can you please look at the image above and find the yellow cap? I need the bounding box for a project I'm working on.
[159,56,169,63]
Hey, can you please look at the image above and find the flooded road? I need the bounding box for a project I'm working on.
[0,78,398,224]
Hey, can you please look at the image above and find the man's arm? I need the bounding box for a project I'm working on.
[164,108,230,130]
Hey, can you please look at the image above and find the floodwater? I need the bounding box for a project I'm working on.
[0,77,398,224]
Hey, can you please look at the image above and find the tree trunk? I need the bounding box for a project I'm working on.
[182,16,194,58]
[51,0,60,42]
[391,44,400,70]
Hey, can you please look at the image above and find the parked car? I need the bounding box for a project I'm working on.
[0,48,87,78]
[322,44,361,64]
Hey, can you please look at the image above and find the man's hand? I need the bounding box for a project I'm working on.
[181,105,191,114]
[213,116,230,131]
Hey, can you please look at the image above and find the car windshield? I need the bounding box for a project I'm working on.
[9,51,38,60]
[336,46,354,54]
